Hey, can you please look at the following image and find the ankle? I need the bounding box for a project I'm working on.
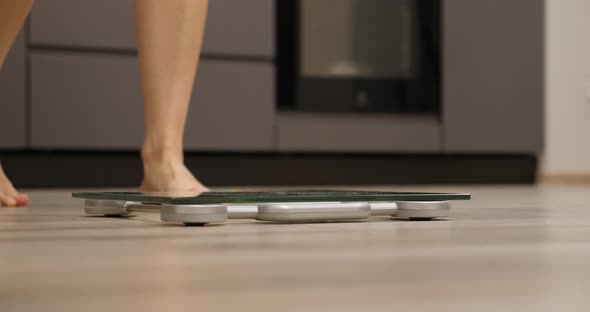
[141,143,183,167]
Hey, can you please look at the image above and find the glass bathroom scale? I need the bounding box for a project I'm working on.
[72,190,471,205]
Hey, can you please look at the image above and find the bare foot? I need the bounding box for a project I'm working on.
[0,163,29,207]
[139,150,208,193]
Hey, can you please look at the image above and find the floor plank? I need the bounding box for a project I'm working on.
[1,185,590,311]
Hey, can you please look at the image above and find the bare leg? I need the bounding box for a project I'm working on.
[135,0,208,192]
[0,0,31,66]
[0,0,32,207]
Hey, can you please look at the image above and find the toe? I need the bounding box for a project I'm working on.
[0,195,17,207]
[14,194,29,206]
[191,186,209,194]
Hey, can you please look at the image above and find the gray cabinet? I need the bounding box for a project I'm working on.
[0,31,26,148]
[31,52,144,149]
[22,0,544,156]
[278,113,441,153]
[278,0,544,154]
[30,1,136,51]
[30,52,274,150]
[185,60,275,151]
[30,0,275,58]
[443,0,544,153]
[203,0,274,57]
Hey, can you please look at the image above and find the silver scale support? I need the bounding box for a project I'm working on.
[85,200,451,226]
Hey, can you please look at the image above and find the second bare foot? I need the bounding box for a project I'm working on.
[0,163,29,207]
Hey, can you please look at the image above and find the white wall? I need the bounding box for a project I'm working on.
[543,0,590,175]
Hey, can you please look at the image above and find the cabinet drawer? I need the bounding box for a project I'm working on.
[278,113,441,153]
[30,0,274,57]
[31,52,144,149]
[31,52,274,150]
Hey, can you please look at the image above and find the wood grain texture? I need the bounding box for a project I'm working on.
[1,185,590,311]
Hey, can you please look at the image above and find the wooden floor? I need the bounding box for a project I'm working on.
[1,185,590,311]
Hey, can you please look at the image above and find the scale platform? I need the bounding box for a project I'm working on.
[73,190,471,226]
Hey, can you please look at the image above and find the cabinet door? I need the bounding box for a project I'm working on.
[0,31,26,148]
[443,0,544,153]
[31,52,144,149]
[277,113,441,153]
[30,52,274,150]
[185,60,275,151]
[30,0,274,58]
